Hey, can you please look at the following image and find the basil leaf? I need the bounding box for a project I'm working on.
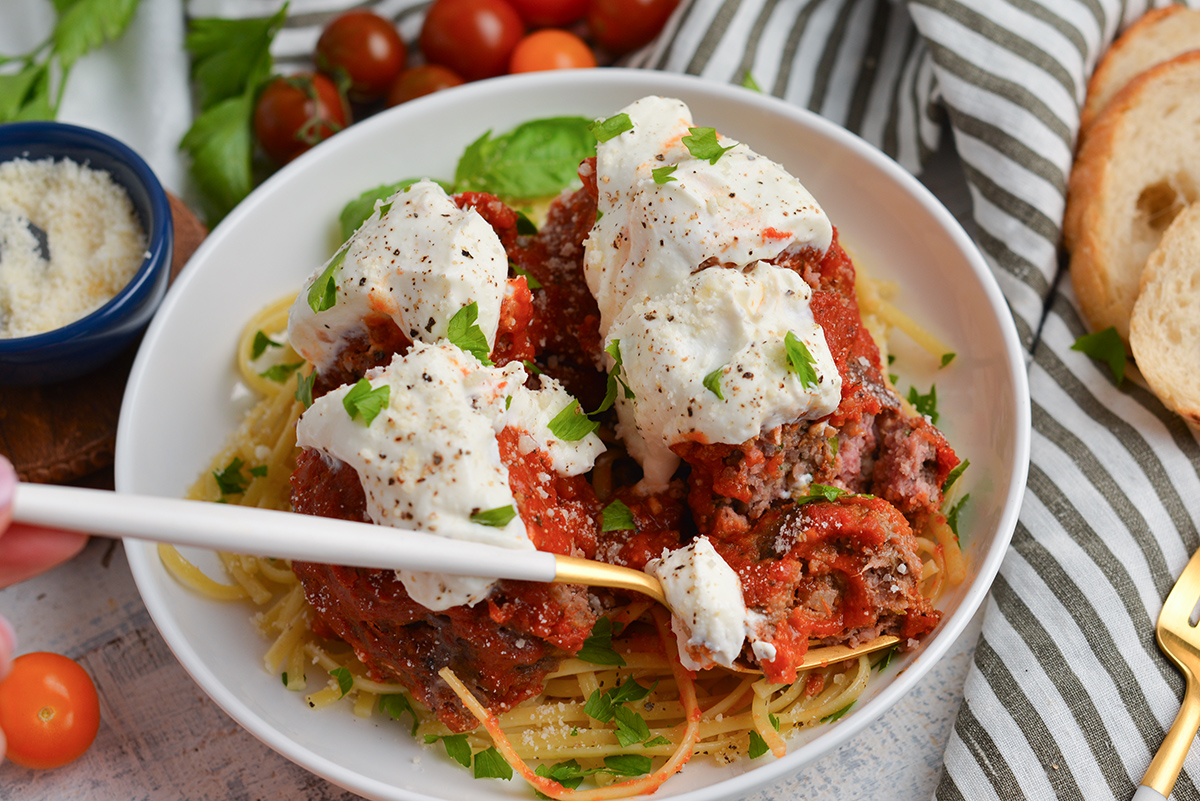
[940,352,956,368]
[820,701,855,723]
[455,117,596,198]
[330,666,353,698]
[748,730,769,759]
[259,361,304,382]
[252,330,282,360]
[1071,326,1126,385]
[703,366,725,400]
[473,746,513,780]
[942,458,969,494]
[446,302,493,365]
[682,127,735,164]
[907,383,938,424]
[589,113,633,143]
[577,617,625,666]
[338,178,446,240]
[307,246,347,314]
[295,370,317,408]
[379,693,420,736]
[213,457,249,496]
[614,705,651,747]
[471,505,517,527]
[425,734,472,768]
[946,493,970,541]
[601,500,635,532]
[603,754,652,777]
[794,483,849,505]
[342,378,390,426]
[510,262,543,290]
[741,71,763,92]
[784,331,819,388]
[547,400,599,442]
[651,165,677,184]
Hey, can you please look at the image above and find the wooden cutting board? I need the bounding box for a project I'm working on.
[1,194,208,484]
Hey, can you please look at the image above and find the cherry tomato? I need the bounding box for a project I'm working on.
[316,10,408,103]
[253,73,350,166]
[420,0,526,82]
[386,65,466,107]
[587,0,679,53]
[0,652,100,770]
[509,29,597,73]
[508,0,588,28]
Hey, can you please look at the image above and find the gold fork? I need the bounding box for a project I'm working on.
[1136,546,1200,801]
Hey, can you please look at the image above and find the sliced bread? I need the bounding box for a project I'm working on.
[1079,6,1200,139]
[1129,201,1200,428]
[1064,51,1200,343]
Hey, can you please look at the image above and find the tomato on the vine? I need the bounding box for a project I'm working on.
[420,0,526,82]
[509,29,597,73]
[587,0,679,53]
[508,0,588,28]
[316,10,408,103]
[253,73,350,166]
[386,65,466,107]
[0,652,100,770]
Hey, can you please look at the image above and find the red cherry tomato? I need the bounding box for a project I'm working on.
[508,0,588,28]
[253,73,350,166]
[316,10,408,103]
[386,65,466,107]
[587,0,679,53]
[0,652,100,770]
[509,29,597,73]
[420,0,525,82]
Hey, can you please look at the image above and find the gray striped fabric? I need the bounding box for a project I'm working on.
[189,0,1200,796]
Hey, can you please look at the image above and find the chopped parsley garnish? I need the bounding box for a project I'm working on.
[593,340,634,414]
[828,436,839,457]
[794,483,849,505]
[703,366,726,400]
[940,352,956,369]
[769,712,780,731]
[251,330,282,359]
[379,693,420,735]
[281,671,288,687]
[946,494,970,541]
[307,246,347,313]
[258,361,304,382]
[644,735,671,748]
[522,359,543,375]
[741,71,763,92]
[651,164,677,184]
[446,302,494,365]
[249,465,268,478]
[577,617,626,666]
[820,701,855,723]
[424,734,472,768]
[603,754,652,777]
[377,200,393,218]
[213,457,250,496]
[547,400,599,442]
[596,208,604,222]
[1071,326,1126,384]
[535,760,589,791]
[473,746,513,780]
[515,211,538,235]
[471,505,517,528]
[294,369,317,408]
[505,395,512,410]
[874,646,897,672]
[601,499,636,532]
[330,666,353,698]
[784,331,819,388]
[614,704,652,747]
[907,383,938,424]
[585,677,655,723]
[682,126,735,164]
[589,112,633,143]
[342,378,390,426]
[942,458,969,494]
[748,730,769,758]
[510,262,543,289]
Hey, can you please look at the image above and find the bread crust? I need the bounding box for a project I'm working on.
[1065,51,1200,343]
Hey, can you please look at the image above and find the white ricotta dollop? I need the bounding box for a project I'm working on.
[608,262,842,487]
[583,95,833,336]
[295,341,604,610]
[646,536,771,671]
[288,180,508,374]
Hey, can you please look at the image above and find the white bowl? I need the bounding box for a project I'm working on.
[115,69,1030,801]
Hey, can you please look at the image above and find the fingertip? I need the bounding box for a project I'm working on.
[0,613,15,681]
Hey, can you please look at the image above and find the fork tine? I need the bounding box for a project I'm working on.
[1160,547,1200,623]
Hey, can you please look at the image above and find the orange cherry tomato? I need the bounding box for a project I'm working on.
[508,29,597,73]
[0,652,100,770]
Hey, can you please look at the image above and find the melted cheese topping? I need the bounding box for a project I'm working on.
[289,180,507,373]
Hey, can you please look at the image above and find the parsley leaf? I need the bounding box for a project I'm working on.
[185,6,282,110]
[249,465,268,478]
[259,361,304,382]
[784,331,819,388]
[748,730,769,759]
[907,383,939,424]
[652,164,677,184]
[704,366,726,399]
[820,701,855,723]
[608,677,655,705]
[379,693,420,736]
[213,458,249,496]
[535,760,588,790]
[644,735,672,748]
[180,93,256,224]
[589,113,633,143]
[281,671,289,687]
[603,754,652,777]
[1071,326,1126,385]
[342,378,390,426]
[455,117,596,198]
[424,734,472,768]
[614,704,652,747]
[794,483,849,505]
[471,505,517,527]
[577,617,625,666]
[522,359,543,375]
[682,127,735,164]
[593,340,634,414]
[307,246,347,314]
[940,352,956,369]
[942,459,969,495]
[946,493,970,540]
[741,71,763,92]
[473,746,513,780]
[584,688,616,723]
[601,500,636,532]
[769,712,780,731]
[548,400,600,442]
[330,666,353,698]
[252,330,282,360]
[510,262,543,290]
[295,369,317,408]
[446,302,493,365]
[874,646,897,672]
